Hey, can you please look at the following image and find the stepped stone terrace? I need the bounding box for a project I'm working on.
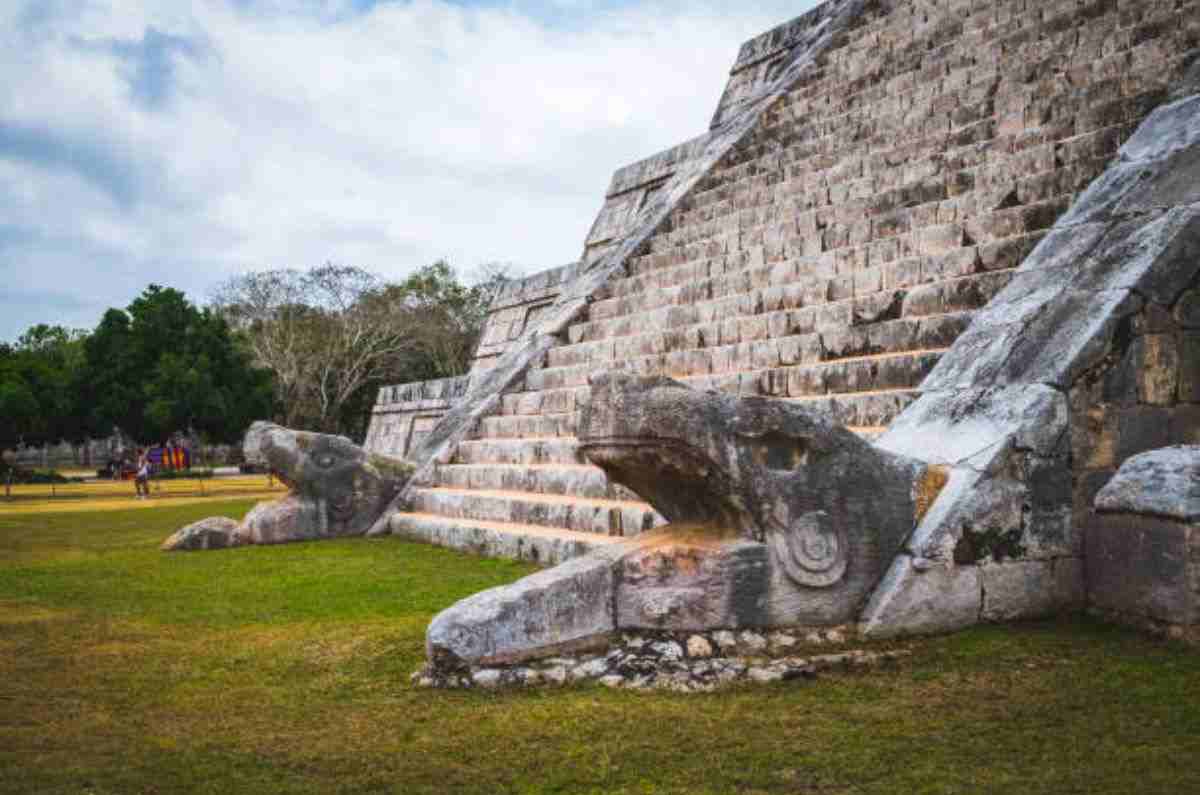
[369,0,1198,563]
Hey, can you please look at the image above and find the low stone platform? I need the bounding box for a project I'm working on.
[413,627,911,693]
[1087,446,1200,643]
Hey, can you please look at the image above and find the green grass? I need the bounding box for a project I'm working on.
[1,502,1199,795]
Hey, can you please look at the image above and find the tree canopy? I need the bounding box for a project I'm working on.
[212,261,497,439]
[0,325,88,449]
[3,262,499,449]
[78,285,275,444]
[1,287,273,448]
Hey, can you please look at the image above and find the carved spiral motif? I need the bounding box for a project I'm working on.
[770,510,848,589]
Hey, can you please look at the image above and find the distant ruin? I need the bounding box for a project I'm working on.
[360,0,1200,684]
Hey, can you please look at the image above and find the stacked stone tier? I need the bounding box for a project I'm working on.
[394,427,665,564]
[391,0,1200,563]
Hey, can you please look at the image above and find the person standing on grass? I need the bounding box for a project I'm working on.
[135,450,150,499]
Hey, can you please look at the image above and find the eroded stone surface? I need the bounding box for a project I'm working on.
[1087,514,1197,628]
[426,544,624,668]
[161,517,243,552]
[1095,446,1200,523]
[1086,446,1200,641]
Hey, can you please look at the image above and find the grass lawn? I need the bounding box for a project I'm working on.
[1,501,1198,795]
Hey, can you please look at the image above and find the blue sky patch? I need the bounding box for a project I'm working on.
[0,121,142,208]
[71,27,204,111]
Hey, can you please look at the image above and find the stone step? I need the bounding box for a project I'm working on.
[583,263,1014,329]
[454,437,588,466]
[644,142,1077,253]
[488,385,914,435]
[390,512,623,567]
[710,6,1172,187]
[499,386,589,417]
[527,316,966,391]
[604,225,1043,316]
[409,487,661,537]
[764,62,1134,179]
[633,89,1135,267]
[754,82,1134,176]
[508,348,941,419]
[675,352,941,399]
[474,412,577,440]
[435,463,641,502]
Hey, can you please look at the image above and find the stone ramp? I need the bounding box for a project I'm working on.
[383,0,1200,565]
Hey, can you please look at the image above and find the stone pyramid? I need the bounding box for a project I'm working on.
[366,0,1199,576]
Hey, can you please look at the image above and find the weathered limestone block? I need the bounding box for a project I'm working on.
[1094,446,1200,523]
[614,532,768,631]
[160,517,244,552]
[427,545,626,668]
[424,373,940,670]
[163,422,412,551]
[1088,446,1200,641]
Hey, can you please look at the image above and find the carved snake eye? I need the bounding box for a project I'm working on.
[316,454,336,468]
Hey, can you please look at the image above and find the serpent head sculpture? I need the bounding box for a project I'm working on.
[579,372,938,624]
[425,373,943,669]
[162,422,412,551]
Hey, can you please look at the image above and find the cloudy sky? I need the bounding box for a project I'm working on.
[1,0,819,341]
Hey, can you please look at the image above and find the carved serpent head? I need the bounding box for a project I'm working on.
[579,372,928,592]
[245,422,410,535]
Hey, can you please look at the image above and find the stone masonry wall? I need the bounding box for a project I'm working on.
[364,376,470,460]
[1071,285,1200,515]
[865,83,1200,637]
[1087,446,1200,642]
[523,0,1199,430]
[470,264,584,373]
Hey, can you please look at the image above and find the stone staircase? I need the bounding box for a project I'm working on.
[388,0,1200,565]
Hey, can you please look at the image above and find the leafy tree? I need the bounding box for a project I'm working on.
[0,376,40,449]
[0,325,88,447]
[79,286,274,444]
[379,260,497,381]
[81,309,140,436]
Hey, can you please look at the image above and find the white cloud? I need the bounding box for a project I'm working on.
[0,0,819,339]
